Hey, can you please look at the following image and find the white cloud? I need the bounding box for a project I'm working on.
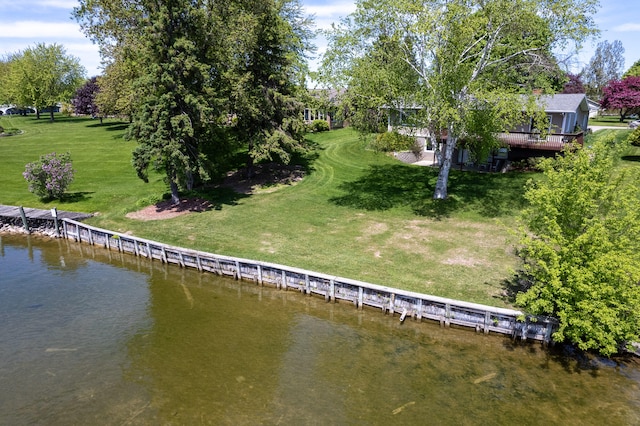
[304,1,355,31]
[613,23,640,32]
[0,21,85,39]
[33,0,79,8]
[305,3,356,18]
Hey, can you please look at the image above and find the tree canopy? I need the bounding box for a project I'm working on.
[3,43,85,120]
[321,0,599,199]
[516,138,640,356]
[601,76,640,122]
[624,59,640,78]
[74,0,314,203]
[582,40,626,100]
[562,73,586,94]
[72,77,100,117]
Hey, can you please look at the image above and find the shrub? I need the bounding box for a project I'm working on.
[370,131,416,152]
[627,127,640,147]
[23,152,75,199]
[309,119,330,132]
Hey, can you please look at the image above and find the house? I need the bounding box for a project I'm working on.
[587,98,600,118]
[497,93,588,160]
[385,93,589,166]
[303,88,345,129]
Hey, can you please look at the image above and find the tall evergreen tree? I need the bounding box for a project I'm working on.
[74,0,314,200]
[125,0,225,204]
[224,0,312,178]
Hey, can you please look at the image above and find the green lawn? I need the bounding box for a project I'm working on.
[1,114,635,307]
[589,115,636,127]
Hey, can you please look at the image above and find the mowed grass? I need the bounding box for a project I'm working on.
[5,114,632,307]
[0,115,166,214]
[589,115,636,127]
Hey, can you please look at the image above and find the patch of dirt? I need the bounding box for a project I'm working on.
[220,163,305,195]
[126,198,213,221]
[126,163,305,220]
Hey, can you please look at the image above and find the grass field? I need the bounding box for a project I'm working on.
[1,114,635,307]
[589,114,637,127]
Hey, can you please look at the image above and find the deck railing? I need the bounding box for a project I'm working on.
[497,131,584,151]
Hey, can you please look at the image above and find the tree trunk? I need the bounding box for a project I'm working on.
[169,167,180,205]
[433,134,457,200]
[246,138,255,179]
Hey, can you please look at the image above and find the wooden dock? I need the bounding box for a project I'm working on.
[62,218,559,344]
[0,205,92,221]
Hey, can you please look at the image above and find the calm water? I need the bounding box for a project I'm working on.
[1,234,639,425]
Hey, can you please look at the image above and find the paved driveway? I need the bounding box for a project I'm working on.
[589,125,628,132]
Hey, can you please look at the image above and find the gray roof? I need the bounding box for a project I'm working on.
[537,93,589,113]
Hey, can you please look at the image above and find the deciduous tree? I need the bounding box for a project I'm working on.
[5,43,85,120]
[562,73,586,94]
[623,59,640,78]
[600,76,640,121]
[72,77,100,117]
[516,138,640,356]
[95,51,138,122]
[321,0,598,199]
[582,40,625,100]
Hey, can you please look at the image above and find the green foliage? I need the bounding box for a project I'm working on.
[321,0,599,199]
[516,138,640,356]
[309,119,330,132]
[581,40,626,100]
[224,0,312,175]
[628,127,640,147]
[3,43,85,120]
[23,152,75,200]
[370,131,416,153]
[75,0,313,199]
[624,59,640,78]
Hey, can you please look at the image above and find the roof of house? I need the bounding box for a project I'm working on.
[537,93,589,113]
[379,93,590,114]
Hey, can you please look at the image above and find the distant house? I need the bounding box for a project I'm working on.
[303,88,345,129]
[587,98,600,118]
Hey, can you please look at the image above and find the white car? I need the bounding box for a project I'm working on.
[629,120,640,129]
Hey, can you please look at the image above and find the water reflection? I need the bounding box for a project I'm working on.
[1,234,639,424]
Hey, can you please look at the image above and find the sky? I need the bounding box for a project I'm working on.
[0,0,638,79]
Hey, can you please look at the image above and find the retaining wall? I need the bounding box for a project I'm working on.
[62,218,558,343]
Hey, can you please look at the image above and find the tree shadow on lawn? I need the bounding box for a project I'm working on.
[86,121,130,132]
[26,115,88,125]
[330,163,531,219]
[621,155,640,162]
[56,191,94,203]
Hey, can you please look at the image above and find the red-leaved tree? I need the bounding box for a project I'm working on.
[71,77,100,117]
[601,76,640,121]
[562,73,586,94]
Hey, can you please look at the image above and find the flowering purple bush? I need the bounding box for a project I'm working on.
[23,152,75,199]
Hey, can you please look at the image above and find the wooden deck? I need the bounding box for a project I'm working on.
[497,131,584,152]
[0,205,92,221]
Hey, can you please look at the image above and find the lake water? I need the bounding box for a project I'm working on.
[1,234,639,425]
